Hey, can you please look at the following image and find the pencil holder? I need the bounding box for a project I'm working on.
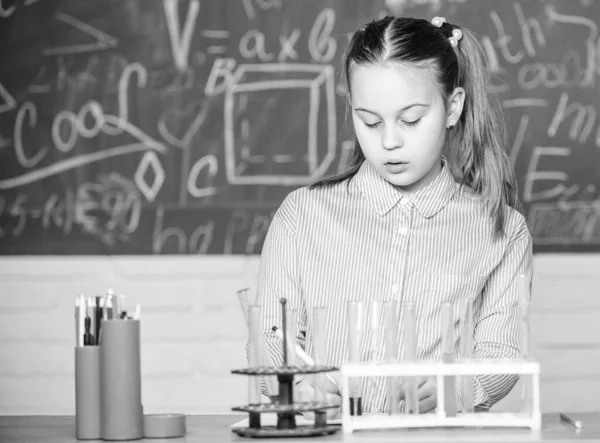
[100,319,143,441]
[75,346,101,440]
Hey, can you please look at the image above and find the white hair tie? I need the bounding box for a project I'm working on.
[431,16,446,27]
[431,17,463,48]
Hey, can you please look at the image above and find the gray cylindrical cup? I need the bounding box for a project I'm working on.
[75,346,101,440]
[100,319,143,441]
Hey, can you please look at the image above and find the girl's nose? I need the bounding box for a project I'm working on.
[382,124,403,150]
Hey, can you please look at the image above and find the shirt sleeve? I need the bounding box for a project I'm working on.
[248,192,308,397]
[457,218,533,412]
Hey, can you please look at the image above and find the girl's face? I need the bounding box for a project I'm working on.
[350,63,463,194]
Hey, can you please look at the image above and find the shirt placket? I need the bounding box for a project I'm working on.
[373,198,414,413]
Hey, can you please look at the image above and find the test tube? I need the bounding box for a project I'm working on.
[458,299,474,413]
[441,303,457,417]
[366,301,382,409]
[277,298,296,421]
[518,273,531,359]
[248,305,262,405]
[236,288,250,326]
[347,301,365,416]
[518,273,532,413]
[384,301,400,415]
[238,289,278,396]
[402,303,419,415]
[369,301,382,361]
[312,306,327,404]
[280,299,290,365]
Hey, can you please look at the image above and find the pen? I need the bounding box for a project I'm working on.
[560,413,583,429]
[113,293,120,320]
[83,316,94,346]
[105,288,115,319]
[86,297,95,345]
[77,294,86,347]
[95,296,102,345]
[102,293,108,321]
[271,326,339,392]
[75,297,81,347]
[118,293,127,319]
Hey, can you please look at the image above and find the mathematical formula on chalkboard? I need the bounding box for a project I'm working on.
[0,0,599,254]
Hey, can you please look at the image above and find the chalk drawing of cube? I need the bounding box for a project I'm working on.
[224,64,337,185]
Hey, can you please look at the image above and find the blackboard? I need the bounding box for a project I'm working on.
[0,0,598,254]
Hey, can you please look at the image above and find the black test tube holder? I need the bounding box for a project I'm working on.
[231,298,341,438]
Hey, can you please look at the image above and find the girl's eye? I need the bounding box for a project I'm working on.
[363,118,421,129]
[403,118,421,127]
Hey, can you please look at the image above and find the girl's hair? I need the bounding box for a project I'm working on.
[310,16,520,238]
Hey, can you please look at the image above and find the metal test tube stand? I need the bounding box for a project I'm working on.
[231,298,341,438]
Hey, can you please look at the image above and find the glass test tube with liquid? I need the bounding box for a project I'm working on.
[278,298,298,410]
[347,301,365,416]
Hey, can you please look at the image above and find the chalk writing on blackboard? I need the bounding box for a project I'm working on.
[0,0,599,254]
[1,62,166,190]
[43,11,118,56]
[223,63,336,185]
[0,81,17,114]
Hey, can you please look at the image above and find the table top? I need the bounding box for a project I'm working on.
[0,414,598,443]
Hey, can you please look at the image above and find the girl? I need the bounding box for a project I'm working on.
[254,15,532,415]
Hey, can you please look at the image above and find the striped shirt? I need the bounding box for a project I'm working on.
[255,158,533,413]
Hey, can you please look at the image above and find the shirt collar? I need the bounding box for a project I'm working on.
[353,157,457,218]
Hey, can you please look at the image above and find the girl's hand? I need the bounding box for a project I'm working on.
[397,376,438,413]
[296,376,342,420]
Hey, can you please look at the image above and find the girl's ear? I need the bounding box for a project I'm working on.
[446,87,465,129]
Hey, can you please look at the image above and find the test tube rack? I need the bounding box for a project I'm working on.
[231,364,341,438]
[340,358,541,434]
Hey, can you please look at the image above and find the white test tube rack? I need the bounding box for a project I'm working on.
[340,358,541,434]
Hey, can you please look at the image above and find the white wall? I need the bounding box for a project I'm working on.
[0,254,598,415]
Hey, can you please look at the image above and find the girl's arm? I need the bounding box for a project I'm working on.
[462,221,533,411]
[251,193,308,397]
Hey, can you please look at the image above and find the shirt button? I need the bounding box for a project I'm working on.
[391,284,400,293]
[398,227,408,236]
